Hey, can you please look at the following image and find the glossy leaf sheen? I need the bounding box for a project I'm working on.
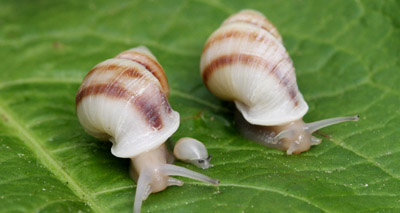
[0,0,399,212]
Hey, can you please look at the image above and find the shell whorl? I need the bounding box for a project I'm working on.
[200,9,308,126]
[115,46,170,96]
[222,9,282,42]
[76,46,179,158]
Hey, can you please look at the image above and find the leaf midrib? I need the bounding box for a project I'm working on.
[0,101,102,213]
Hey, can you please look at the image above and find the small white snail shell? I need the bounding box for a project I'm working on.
[200,9,359,155]
[174,137,213,169]
[76,46,219,213]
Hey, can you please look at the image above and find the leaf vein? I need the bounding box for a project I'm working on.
[0,102,103,212]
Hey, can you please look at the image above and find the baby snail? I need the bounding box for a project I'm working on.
[75,46,219,213]
[200,9,359,155]
[174,137,213,169]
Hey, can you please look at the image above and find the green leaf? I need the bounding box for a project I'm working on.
[1,0,399,212]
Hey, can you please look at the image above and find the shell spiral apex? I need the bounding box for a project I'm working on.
[201,9,359,155]
[222,9,282,42]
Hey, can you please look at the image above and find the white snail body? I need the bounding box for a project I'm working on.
[200,9,359,155]
[76,46,219,213]
[174,137,213,169]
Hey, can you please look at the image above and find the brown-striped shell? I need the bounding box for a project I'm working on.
[200,9,308,126]
[76,46,179,158]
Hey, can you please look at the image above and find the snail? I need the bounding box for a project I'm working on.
[200,9,359,155]
[173,137,213,169]
[75,46,219,213]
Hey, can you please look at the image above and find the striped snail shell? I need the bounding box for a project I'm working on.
[200,9,359,155]
[76,46,219,213]
[174,137,213,169]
